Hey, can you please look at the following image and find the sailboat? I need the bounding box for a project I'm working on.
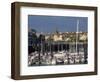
[75,19,85,63]
[68,19,80,64]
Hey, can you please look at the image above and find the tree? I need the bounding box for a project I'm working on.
[38,34,45,65]
[28,28,37,53]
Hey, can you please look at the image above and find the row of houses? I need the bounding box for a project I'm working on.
[29,28,87,43]
[45,30,87,42]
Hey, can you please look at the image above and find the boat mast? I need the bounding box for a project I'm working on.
[76,20,79,53]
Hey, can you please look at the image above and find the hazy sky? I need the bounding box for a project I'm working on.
[28,15,88,33]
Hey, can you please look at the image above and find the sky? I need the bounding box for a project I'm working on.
[28,15,88,33]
